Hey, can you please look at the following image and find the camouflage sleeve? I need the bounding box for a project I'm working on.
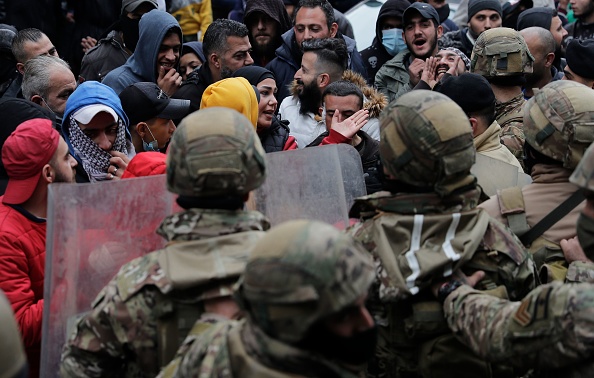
[60,281,161,377]
[566,261,594,283]
[444,282,594,369]
[499,120,525,162]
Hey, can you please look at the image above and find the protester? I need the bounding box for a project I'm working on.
[168,0,212,42]
[0,24,19,98]
[233,65,298,151]
[62,81,135,183]
[200,77,260,129]
[520,27,560,99]
[563,39,594,88]
[179,41,205,81]
[0,119,77,377]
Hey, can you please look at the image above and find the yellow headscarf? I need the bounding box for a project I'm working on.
[200,77,259,129]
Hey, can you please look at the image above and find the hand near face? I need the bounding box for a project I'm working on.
[447,55,462,77]
[331,109,369,139]
[106,151,130,180]
[80,36,97,53]
[408,58,426,87]
[421,56,438,88]
[157,66,183,97]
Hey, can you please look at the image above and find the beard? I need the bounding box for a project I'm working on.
[54,167,76,183]
[220,65,234,79]
[298,79,322,115]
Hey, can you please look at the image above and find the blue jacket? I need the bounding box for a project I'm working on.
[102,10,183,94]
[266,29,368,103]
[62,81,131,180]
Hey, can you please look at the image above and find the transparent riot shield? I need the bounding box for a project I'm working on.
[41,175,177,378]
[251,144,366,228]
[471,153,531,197]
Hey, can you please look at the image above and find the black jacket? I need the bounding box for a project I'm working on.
[259,116,291,153]
[172,60,215,118]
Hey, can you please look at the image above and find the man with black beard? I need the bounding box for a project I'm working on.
[78,0,157,83]
[244,0,293,67]
[278,38,347,148]
[565,0,594,41]
[375,2,443,103]
[520,27,560,99]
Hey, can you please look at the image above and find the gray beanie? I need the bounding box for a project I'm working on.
[468,0,503,19]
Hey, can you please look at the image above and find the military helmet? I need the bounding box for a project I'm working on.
[236,220,375,344]
[166,107,266,197]
[524,80,594,170]
[471,27,534,77]
[379,90,476,197]
[571,142,594,192]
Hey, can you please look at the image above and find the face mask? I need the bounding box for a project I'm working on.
[382,28,406,56]
[436,4,450,24]
[577,213,594,260]
[142,125,159,152]
[120,15,140,52]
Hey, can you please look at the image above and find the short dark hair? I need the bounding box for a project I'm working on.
[323,80,364,109]
[302,38,347,81]
[294,0,335,29]
[12,28,44,63]
[203,19,249,57]
[468,103,496,126]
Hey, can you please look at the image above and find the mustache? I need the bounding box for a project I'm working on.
[296,79,304,86]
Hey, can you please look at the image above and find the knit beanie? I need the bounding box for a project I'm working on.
[468,0,503,19]
[517,7,554,30]
[566,39,594,80]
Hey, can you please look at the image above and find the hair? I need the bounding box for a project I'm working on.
[11,28,44,63]
[22,55,71,100]
[202,19,249,57]
[294,0,335,29]
[302,38,348,82]
[468,102,496,126]
[322,80,364,109]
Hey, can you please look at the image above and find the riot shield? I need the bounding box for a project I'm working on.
[471,153,531,197]
[41,175,177,378]
[251,144,367,228]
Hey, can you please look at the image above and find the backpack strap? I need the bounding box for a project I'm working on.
[519,189,585,246]
[497,187,530,236]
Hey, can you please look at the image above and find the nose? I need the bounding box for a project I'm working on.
[69,154,78,168]
[485,19,492,29]
[168,120,176,134]
[562,28,568,38]
[270,95,278,107]
[294,68,302,80]
[96,132,112,151]
[356,307,375,332]
[258,17,265,30]
[245,51,254,66]
[414,24,422,35]
[165,48,175,61]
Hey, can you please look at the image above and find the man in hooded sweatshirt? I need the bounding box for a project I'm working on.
[103,10,183,96]
[243,0,292,68]
[360,0,411,86]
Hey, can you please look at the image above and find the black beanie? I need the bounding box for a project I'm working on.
[517,7,554,31]
[468,0,503,19]
[566,39,594,80]
[437,73,496,114]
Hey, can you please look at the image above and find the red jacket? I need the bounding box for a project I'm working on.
[0,199,46,377]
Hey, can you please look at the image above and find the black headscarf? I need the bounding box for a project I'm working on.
[233,66,276,86]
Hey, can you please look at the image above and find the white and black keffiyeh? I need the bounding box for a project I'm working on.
[68,115,130,182]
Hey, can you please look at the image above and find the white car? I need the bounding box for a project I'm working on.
[345,0,459,50]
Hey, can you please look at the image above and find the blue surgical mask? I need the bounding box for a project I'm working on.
[382,28,406,56]
[142,125,160,152]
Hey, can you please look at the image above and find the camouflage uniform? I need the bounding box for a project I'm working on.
[348,91,537,378]
[495,93,526,161]
[470,28,535,162]
[60,108,270,377]
[160,220,376,378]
[480,81,594,282]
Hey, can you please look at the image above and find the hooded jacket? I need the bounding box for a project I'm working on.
[244,0,292,67]
[122,151,166,178]
[360,0,411,85]
[266,29,368,104]
[102,10,183,94]
[62,81,134,183]
[280,70,385,148]
[172,60,214,116]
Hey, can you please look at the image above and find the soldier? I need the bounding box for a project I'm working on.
[434,141,594,378]
[479,80,594,282]
[159,219,376,377]
[470,27,534,163]
[347,90,537,378]
[60,107,271,377]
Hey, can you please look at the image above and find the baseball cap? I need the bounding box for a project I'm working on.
[119,82,191,126]
[121,0,158,14]
[71,104,119,125]
[403,2,440,25]
[2,118,60,205]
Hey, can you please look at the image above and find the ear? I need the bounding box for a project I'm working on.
[329,22,338,38]
[41,164,54,184]
[135,122,148,137]
[469,117,479,137]
[437,24,443,39]
[318,73,331,88]
[209,52,219,69]
[30,94,43,106]
[544,52,555,68]
[16,62,24,75]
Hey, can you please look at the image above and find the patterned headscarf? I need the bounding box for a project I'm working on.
[443,47,472,71]
[68,115,130,182]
